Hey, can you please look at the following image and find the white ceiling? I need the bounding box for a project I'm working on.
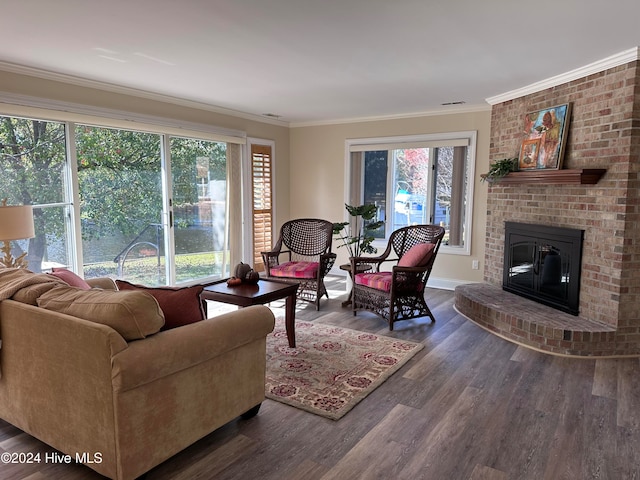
[2,0,640,125]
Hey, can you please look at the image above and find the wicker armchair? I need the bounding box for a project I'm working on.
[261,218,337,310]
[350,224,445,330]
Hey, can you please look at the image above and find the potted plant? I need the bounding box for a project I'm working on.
[480,157,518,183]
[333,203,384,258]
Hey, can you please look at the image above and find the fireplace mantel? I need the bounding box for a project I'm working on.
[490,168,606,185]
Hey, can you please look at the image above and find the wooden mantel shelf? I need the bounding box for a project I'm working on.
[488,168,606,185]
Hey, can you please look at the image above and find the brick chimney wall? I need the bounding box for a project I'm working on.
[485,60,640,329]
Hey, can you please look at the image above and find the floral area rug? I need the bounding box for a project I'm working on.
[265,317,424,420]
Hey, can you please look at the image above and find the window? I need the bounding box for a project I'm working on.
[347,132,476,254]
[76,125,164,284]
[169,136,228,283]
[0,117,74,270]
[1,110,243,286]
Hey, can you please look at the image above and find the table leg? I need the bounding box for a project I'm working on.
[340,264,358,308]
[285,291,296,348]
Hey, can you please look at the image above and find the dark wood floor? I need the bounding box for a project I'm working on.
[2,276,639,480]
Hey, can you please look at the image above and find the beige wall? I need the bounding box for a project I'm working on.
[0,70,292,227]
[290,110,492,286]
[1,70,492,286]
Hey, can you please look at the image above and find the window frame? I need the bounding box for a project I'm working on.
[1,94,248,285]
[344,131,477,256]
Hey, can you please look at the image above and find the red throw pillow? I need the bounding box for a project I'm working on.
[49,268,92,290]
[398,243,436,267]
[115,280,206,330]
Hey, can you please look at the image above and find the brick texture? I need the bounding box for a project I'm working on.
[466,60,640,356]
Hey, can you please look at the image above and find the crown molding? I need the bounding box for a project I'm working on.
[0,91,250,143]
[289,103,491,128]
[2,59,491,128]
[486,47,640,105]
[4,47,637,127]
[0,61,289,127]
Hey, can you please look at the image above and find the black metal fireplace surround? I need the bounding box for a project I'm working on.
[503,222,584,315]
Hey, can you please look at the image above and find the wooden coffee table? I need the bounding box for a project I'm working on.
[201,278,299,347]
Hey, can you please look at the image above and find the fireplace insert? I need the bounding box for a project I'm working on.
[503,222,584,315]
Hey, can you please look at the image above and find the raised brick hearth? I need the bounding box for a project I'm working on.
[455,58,640,357]
[454,283,625,357]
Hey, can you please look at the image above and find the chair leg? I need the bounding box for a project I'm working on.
[314,280,328,311]
[426,305,436,323]
[321,280,329,299]
[352,287,357,316]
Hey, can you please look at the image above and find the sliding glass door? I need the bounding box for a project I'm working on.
[77,128,233,286]
[1,112,234,286]
[170,137,228,283]
[76,125,165,285]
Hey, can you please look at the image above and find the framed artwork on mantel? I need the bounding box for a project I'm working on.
[519,103,571,170]
[519,138,540,170]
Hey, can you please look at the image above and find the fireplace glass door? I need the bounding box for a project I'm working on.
[503,222,583,315]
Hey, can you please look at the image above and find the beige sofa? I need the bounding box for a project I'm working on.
[0,271,275,480]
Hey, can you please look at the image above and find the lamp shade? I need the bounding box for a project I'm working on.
[0,205,35,241]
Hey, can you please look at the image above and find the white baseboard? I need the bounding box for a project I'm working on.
[426,276,470,291]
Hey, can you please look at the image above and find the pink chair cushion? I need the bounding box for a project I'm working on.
[355,271,426,293]
[398,243,436,267]
[270,261,319,279]
[355,272,393,292]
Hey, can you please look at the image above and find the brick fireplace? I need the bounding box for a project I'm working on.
[455,58,640,357]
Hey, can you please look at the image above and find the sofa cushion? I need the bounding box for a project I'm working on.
[12,282,62,305]
[86,277,118,290]
[48,268,92,289]
[398,243,436,267]
[37,285,165,340]
[115,280,206,330]
[269,261,319,279]
[0,268,63,302]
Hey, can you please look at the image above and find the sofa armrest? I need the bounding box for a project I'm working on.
[0,299,129,478]
[86,277,118,290]
[111,305,275,393]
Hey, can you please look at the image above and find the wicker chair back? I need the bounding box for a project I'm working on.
[389,224,446,260]
[261,218,337,310]
[280,218,334,257]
